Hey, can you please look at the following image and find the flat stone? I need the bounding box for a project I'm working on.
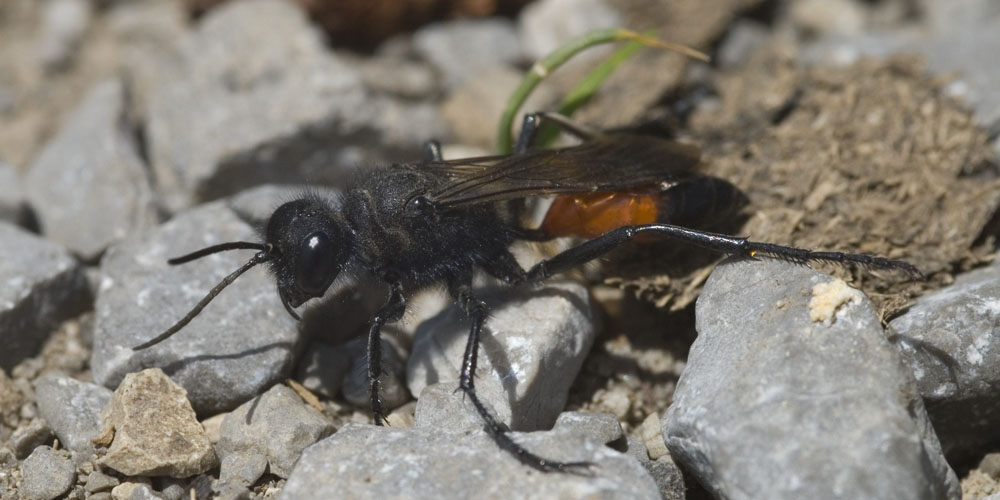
[91,197,300,414]
[413,18,522,90]
[98,368,217,478]
[144,0,444,212]
[9,418,53,459]
[24,77,157,260]
[278,423,660,500]
[217,384,334,482]
[889,261,1000,457]
[408,280,596,431]
[21,446,76,500]
[664,259,960,500]
[0,222,91,371]
[551,411,624,446]
[34,375,112,460]
[84,469,120,493]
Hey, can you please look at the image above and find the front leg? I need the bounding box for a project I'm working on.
[368,282,406,425]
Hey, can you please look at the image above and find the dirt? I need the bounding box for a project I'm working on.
[608,45,1000,318]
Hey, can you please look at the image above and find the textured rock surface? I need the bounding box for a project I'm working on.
[889,261,1000,457]
[0,222,90,371]
[98,368,217,477]
[34,375,113,460]
[664,259,959,500]
[408,280,595,431]
[279,423,660,500]
[217,384,334,482]
[24,77,156,260]
[91,198,300,414]
[145,0,444,211]
[20,445,75,500]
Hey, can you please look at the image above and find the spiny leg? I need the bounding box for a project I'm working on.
[518,223,920,282]
[368,282,406,425]
[448,272,590,473]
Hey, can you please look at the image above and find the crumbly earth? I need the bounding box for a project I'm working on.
[607,49,1000,318]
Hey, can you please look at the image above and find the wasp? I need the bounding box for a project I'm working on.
[134,112,919,471]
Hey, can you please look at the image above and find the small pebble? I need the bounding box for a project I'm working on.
[98,368,217,477]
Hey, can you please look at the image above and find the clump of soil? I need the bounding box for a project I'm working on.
[613,48,1000,317]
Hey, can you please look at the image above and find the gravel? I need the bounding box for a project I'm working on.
[664,259,960,500]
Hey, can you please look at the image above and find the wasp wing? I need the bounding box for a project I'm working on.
[422,134,702,208]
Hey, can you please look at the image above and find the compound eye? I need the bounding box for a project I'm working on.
[295,231,338,297]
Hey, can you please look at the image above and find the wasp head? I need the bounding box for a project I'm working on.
[266,199,353,317]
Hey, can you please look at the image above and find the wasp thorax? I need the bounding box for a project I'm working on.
[266,199,352,308]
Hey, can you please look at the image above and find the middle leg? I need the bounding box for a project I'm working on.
[448,271,590,472]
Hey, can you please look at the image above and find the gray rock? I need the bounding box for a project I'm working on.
[413,18,523,90]
[279,423,660,500]
[84,469,120,493]
[716,20,771,69]
[24,78,157,260]
[517,0,623,61]
[144,0,445,212]
[355,54,439,99]
[342,335,410,412]
[664,259,960,500]
[110,482,163,500]
[623,435,686,500]
[33,375,112,460]
[98,368,217,478]
[9,419,53,459]
[91,198,300,414]
[21,446,76,500]
[408,280,595,431]
[889,261,1000,457]
[0,161,29,228]
[413,381,503,432]
[217,384,334,482]
[0,222,91,371]
[551,411,623,446]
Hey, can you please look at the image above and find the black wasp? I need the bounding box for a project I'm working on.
[134,112,919,471]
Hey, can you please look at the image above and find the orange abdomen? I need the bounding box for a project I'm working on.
[540,190,661,239]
